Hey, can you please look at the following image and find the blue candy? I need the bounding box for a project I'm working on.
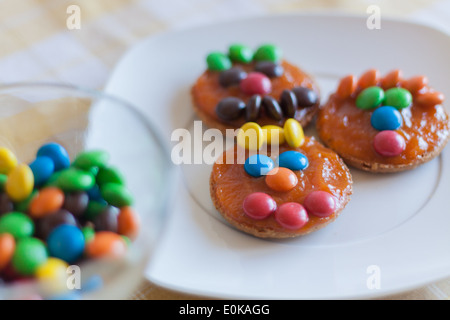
[276,151,309,171]
[371,106,403,131]
[47,224,85,264]
[37,143,70,171]
[244,154,274,177]
[29,156,55,185]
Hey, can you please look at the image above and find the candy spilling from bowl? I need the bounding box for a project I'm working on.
[0,143,140,299]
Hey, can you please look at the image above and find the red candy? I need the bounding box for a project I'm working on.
[274,202,309,230]
[240,72,272,95]
[304,191,337,217]
[242,192,277,220]
[373,130,406,157]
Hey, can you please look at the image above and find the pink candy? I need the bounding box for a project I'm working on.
[240,72,272,95]
[373,130,406,157]
[243,192,277,220]
[274,202,309,230]
[304,191,337,217]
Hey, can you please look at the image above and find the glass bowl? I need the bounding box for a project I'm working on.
[0,82,174,300]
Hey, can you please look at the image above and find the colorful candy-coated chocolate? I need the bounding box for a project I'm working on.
[262,125,285,145]
[35,257,69,293]
[0,192,13,215]
[274,202,309,230]
[12,237,48,276]
[416,90,445,106]
[6,164,34,202]
[206,52,231,71]
[0,147,17,174]
[262,96,282,121]
[240,72,272,95]
[118,206,140,240]
[373,130,406,157]
[336,75,357,99]
[63,191,89,217]
[55,168,95,192]
[29,156,55,186]
[276,150,309,171]
[216,97,246,121]
[228,44,253,63]
[29,187,65,218]
[85,231,127,259]
[380,69,402,89]
[0,233,15,270]
[34,209,77,240]
[93,205,119,233]
[47,224,85,263]
[237,122,264,150]
[292,87,318,107]
[280,90,298,117]
[283,118,305,148]
[355,86,385,110]
[36,143,70,171]
[383,87,412,109]
[357,69,380,89]
[101,183,134,207]
[303,191,337,217]
[242,192,277,220]
[371,106,403,131]
[402,75,428,94]
[81,225,95,243]
[218,67,247,87]
[0,212,34,239]
[254,61,284,78]
[245,95,262,122]
[253,44,282,63]
[72,150,110,170]
[265,167,298,192]
[244,154,275,177]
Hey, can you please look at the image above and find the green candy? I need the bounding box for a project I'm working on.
[72,150,110,170]
[81,225,95,243]
[253,44,282,63]
[101,183,133,207]
[0,212,34,239]
[384,87,412,109]
[55,168,95,192]
[12,237,48,276]
[356,86,385,110]
[96,166,125,186]
[84,200,108,221]
[206,52,232,71]
[0,173,7,190]
[228,44,253,63]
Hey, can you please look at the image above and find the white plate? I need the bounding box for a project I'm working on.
[104,13,450,299]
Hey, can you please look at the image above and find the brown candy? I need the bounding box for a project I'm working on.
[63,192,89,217]
[262,96,283,121]
[93,205,119,233]
[292,87,318,107]
[279,90,297,117]
[0,193,13,216]
[35,209,77,240]
[215,97,245,121]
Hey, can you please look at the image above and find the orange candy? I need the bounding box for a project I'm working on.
[85,231,127,259]
[29,187,65,218]
[265,167,298,192]
[0,233,15,271]
[416,90,445,107]
[403,75,428,95]
[118,207,140,240]
[380,69,402,89]
[357,69,380,89]
[336,75,357,99]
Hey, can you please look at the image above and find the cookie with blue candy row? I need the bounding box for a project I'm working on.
[192,44,321,134]
[316,69,450,173]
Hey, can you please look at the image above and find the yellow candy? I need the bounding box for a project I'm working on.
[36,258,69,294]
[283,119,305,148]
[0,147,17,174]
[6,164,34,201]
[237,122,264,151]
[262,125,285,145]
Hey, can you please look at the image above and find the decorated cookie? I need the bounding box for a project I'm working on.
[316,69,450,173]
[209,119,352,238]
[192,44,321,133]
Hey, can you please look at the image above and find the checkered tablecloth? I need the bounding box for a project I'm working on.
[1,0,450,300]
